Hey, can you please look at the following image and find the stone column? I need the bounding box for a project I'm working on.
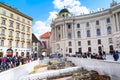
[112,14,116,32]
[115,13,119,31]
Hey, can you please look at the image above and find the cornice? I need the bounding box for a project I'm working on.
[0,2,33,21]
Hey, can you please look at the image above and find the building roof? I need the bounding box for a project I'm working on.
[59,8,70,14]
[0,2,33,20]
[40,32,51,39]
[32,33,40,43]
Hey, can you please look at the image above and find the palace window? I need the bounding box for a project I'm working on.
[108,38,113,43]
[107,26,112,34]
[16,32,19,38]
[96,20,99,25]
[88,40,91,45]
[86,22,89,27]
[78,41,81,46]
[67,24,71,29]
[68,41,72,46]
[17,16,20,21]
[106,18,110,23]
[77,31,81,38]
[21,42,24,48]
[96,28,101,36]
[98,39,101,44]
[77,23,80,28]
[69,48,72,53]
[86,30,91,37]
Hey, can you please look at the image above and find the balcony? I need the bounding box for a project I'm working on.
[0,34,6,39]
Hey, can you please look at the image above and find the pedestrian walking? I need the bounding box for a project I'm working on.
[113,51,119,61]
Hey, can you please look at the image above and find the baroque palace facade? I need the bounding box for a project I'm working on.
[50,1,120,55]
[0,2,33,56]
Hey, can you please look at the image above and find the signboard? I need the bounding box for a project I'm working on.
[6,48,13,56]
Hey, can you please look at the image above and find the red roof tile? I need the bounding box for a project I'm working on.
[40,32,51,39]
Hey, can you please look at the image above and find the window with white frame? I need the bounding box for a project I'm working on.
[10,13,13,18]
[22,25,25,31]
[9,20,14,27]
[107,26,112,34]
[1,28,5,35]
[9,30,13,37]
[9,40,12,47]
[96,28,101,36]
[86,30,91,37]
[2,10,6,15]
[16,41,19,48]
[108,38,113,43]
[1,17,6,25]
[17,16,20,21]
[16,32,19,38]
[77,31,81,38]
[22,33,24,39]
[0,40,4,46]
[16,23,20,29]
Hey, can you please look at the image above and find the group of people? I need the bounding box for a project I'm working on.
[0,54,38,72]
[66,50,120,61]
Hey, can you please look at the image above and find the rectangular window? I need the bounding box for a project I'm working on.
[9,20,14,27]
[16,32,19,38]
[106,18,110,23]
[9,40,12,47]
[77,23,80,28]
[17,16,20,21]
[68,42,72,46]
[78,41,81,46]
[1,28,5,35]
[108,38,113,43]
[22,19,25,23]
[27,27,30,32]
[88,40,91,45]
[86,22,89,27]
[1,17,6,25]
[22,25,25,31]
[67,24,71,29]
[96,20,99,25]
[9,30,13,37]
[16,23,20,29]
[16,41,19,47]
[69,48,72,53]
[2,10,6,15]
[10,13,13,18]
[98,39,101,44]
[0,40,4,46]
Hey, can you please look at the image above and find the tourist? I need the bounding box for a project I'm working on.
[113,51,119,61]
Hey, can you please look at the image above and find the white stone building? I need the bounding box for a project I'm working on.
[50,1,120,55]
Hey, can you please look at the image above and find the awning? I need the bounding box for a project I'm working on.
[6,48,13,55]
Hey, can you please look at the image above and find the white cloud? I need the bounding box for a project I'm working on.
[53,0,89,15]
[33,11,57,39]
[33,0,90,38]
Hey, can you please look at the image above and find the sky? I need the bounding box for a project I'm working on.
[0,0,120,38]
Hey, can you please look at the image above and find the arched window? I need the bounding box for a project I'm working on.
[96,28,101,36]
[86,30,91,37]
[77,31,81,38]
[107,26,112,34]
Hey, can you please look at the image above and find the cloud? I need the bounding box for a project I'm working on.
[53,0,89,15]
[33,0,89,38]
[33,11,57,39]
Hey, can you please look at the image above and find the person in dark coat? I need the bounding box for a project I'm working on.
[113,51,119,61]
